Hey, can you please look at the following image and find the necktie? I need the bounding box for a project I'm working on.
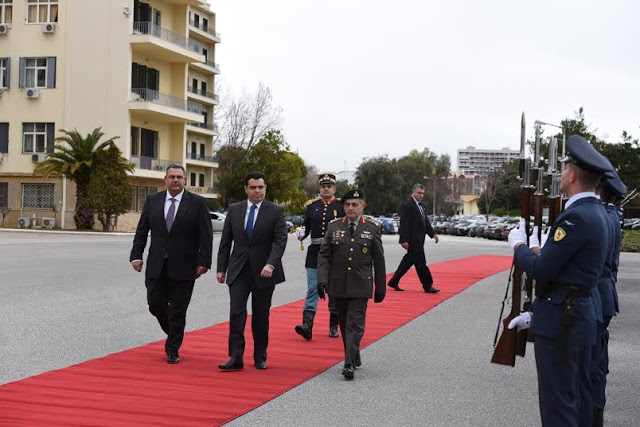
[246,204,257,239]
[166,198,176,231]
[418,203,426,225]
[349,222,355,237]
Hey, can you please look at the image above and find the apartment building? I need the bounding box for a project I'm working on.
[457,146,519,176]
[0,0,220,230]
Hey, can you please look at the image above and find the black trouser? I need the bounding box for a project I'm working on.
[145,261,195,356]
[335,297,368,367]
[387,247,433,289]
[228,264,274,363]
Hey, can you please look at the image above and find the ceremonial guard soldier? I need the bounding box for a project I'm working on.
[508,135,613,427]
[317,189,386,380]
[295,173,345,339]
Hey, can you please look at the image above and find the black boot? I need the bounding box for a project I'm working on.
[329,312,339,338]
[592,409,603,427]
[295,310,315,340]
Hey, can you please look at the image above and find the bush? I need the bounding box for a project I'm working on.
[621,230,640,252]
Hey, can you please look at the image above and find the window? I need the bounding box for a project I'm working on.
[0,0,12,24]
[199,143,205,160]
[130,126,139,156]
[202,18,208,32]
[139,187,148,207]
[0,122,8,154]
[0,182,7,209]
[26,0,58,23]
[130,186,138,211]
[190,173,196,187]
[22,123,54,153]
[199,173,205,187]
[22,183,54,209]
[0,58,9,89]
[20,57,56,88]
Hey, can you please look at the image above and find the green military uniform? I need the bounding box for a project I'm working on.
[317,208,386,377]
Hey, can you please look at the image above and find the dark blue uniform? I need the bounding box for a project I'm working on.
[515,195,610,427]
[302,197,345,268]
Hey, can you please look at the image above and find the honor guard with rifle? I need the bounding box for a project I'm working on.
[295,173,345,340]
[591,167,626,426]
[507,135,613,427]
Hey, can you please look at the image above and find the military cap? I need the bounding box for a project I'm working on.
[603,169,627,198]
[559,135,613,173]
[341,189,364,202]
[318,172,337,185]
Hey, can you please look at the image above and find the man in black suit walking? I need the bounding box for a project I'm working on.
[216,171,288,371]
[387,183,440,293]
[130,164,213,364]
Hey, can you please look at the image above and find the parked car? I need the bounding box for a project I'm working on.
[209,211,226,232]
[377,216,398,234]
[286,215,304,227]
[286,220,294,232]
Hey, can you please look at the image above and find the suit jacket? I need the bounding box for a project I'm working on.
[399,197,435,248]
[130,190,213,281]
[317,216,386,299]
[515,197,609,345]
[217,200,287,288]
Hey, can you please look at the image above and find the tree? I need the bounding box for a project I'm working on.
[335,179,354,199]
[301,163,320,198]
[355,156,405,215]
[87,145,134,231]
[34,128,119,230]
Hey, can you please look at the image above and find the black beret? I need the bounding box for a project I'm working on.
[341,189,364,202]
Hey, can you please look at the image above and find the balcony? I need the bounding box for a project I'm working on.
[190,59,221,75]
[188,186,219,198]
[129,88,204,123]
[131,22,204,63]
[188,19,221,43]
[187,121,219,136]
[186,86,219,105]
[185,152,218,165]
[130,155,180,178]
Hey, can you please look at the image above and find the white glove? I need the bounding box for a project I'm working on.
[529,226,540,249]
[297,226,306,240]
[508,312,532,331]
[508,218,527,250]
[540,228,549,248]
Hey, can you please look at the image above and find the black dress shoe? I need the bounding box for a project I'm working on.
[388,283,405,291]
[255,361,268,370]
[218,358,243,371]
[167,353,180,364]
[342,365,355,380]
[354,357,362,368]
[424,286,440,293]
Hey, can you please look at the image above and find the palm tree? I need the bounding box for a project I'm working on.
[34,127,119,230]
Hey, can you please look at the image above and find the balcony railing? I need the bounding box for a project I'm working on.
[133,22,204,54]
[186,86,219,102]
[131,88,204,114]
[203,59,220,71]
[186,152,218,163]
[188,19,222,39]
[188,122,218,132]
[130,156,178,172]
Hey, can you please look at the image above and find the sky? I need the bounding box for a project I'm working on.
[213,0,640,175]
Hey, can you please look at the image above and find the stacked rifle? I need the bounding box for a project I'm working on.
[491,113,564,367]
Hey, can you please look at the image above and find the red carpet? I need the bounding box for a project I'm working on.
[0,255,511,426]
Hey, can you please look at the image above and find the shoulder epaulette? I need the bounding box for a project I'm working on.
[305,197,319,207]
[365,217,381,227]
[329,218,341,224]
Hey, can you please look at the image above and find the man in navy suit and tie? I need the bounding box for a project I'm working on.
[387,183,440,293]
[130,164,213,364]
[216,171,288,371]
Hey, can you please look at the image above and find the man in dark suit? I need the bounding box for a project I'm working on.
[130,164,213,364]
[216,171,288,371]
[387,183,440,293]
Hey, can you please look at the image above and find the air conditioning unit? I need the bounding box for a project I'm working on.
[0,24,9,35]
[42,217,56,229]
[42,23,56,33]
[26,88,40,99]
[32,153,45,162]
[18,217,33,228]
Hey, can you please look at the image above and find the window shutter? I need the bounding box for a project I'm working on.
[46,123,55,153]
[47,57,56,88]
[19,58,26,88]
[0,123,9,154]
[5,58,10,89]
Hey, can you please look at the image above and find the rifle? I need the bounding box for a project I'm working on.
[547,138,561,226]
[492,112,531,366]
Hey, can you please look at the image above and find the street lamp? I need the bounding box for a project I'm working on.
[534,120,566,158]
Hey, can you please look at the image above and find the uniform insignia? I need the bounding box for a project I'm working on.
[362,247,368,254]
[554,227,566,242]
[563,220,575,226]
[305,197,319,207]
[360,231,372,240]
[333,210,338,217]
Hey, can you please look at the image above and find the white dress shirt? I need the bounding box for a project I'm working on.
[164,189,184,221]
[245,200,263,229]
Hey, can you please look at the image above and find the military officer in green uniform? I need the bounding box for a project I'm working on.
[295,173,345,340]
[317,189,386,380]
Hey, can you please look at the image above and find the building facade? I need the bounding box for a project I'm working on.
[0,0,220,230]
[457,146,519,176]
